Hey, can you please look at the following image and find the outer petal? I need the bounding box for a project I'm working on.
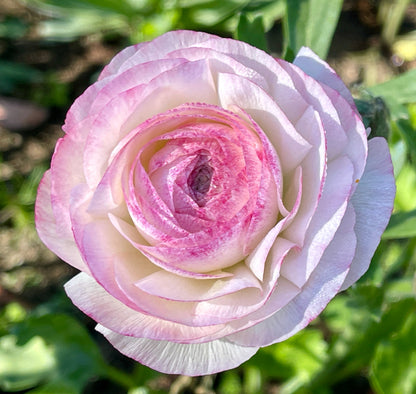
[96,324,259,376]
[98,43,145,80]
[226,204,357,347]
[65,273,230,342]
[340,137,396,290]
[293,46,356,111]
[35,171,88,272]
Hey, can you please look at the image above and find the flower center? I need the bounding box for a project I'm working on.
[187,154,213,207]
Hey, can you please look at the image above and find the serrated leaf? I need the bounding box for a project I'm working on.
[283,0,343,59]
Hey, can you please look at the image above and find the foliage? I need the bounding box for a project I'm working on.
[1,0,416,393]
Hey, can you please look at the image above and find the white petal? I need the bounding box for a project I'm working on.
[340,137,396,289]
[96,324,259,376]
[65,273,228,342]
[227,204,356,347]
[35,171,88,272]
[281,155,354,287]
[293,46,356,110]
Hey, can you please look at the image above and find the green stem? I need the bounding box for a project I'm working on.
[103,364,137,390]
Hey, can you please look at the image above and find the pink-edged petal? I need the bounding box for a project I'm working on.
[84,59,219,188]
[340,137,396,290]
[96,324,259,376]
[91,59,187,121]
[75,211,268,327]
[116,30,216,73]
[166,46,268,90]
[49,135,86,239]
[65,273,228,342]
[293,46,356,112]
[280,106,326,247]
[227,204,357,347]
[216,72,312,175]
[35,171,88,272]
[109,213,232,280]
[245,210,300,282]
[191,33,311,123]
[63,78,108,136]
[73,213,145,311]
[98,43,145,80]
[277,58,349,161]
[281,155,354,287]
[320,84,368,186]
[135,263,261,302]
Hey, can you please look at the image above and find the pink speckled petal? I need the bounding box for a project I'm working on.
[84,59,219,187]
[217,72,312,175]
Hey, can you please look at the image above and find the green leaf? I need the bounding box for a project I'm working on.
[178,0,285,35]
[5,313,106,392]
[218,370,243,394]
[235,13,268,52]
[385,278,416,303]
[0,61,43,94]
[394,164,416,212]
[369,69,416,106]
[283,0,343,59]
[370,308,416,394]
[382,209,416,239]
[0,17,28,39]
[26,0,137,16]
[394,118,416,163]
[0,335,55,392]
[250,329,328,393]
[368,70,416,120]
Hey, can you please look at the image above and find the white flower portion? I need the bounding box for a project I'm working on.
[96,324,259,376]
[341,137,396,289]
[34,30,396,375]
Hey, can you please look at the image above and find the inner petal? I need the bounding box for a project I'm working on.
[187,152,213,207]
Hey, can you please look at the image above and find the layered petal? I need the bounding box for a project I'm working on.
[35,30,395,376]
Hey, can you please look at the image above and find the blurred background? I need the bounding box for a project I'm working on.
[0,1,415,393]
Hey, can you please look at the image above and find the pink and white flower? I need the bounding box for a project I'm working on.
[35,30,395,376]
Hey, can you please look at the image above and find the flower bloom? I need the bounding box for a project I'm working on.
[36,30,395,376]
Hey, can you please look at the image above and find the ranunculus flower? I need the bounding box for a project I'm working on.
[35,30,395,376]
